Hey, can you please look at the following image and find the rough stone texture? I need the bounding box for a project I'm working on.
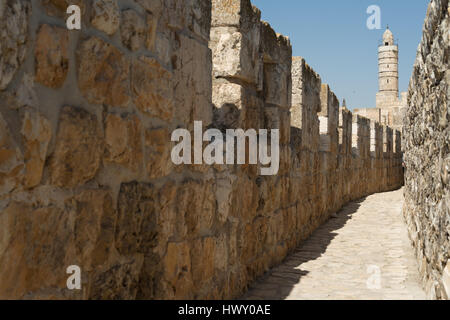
[21,109,52,188]
[50,106,104,188]
[0,113,24,196]
[0,0,404,300]
[104,113,143,172]
[77,37,131,107]
[91,0,120,36]
[131,56,173,121]
[403,0,449,300]
[35,24,69,88]
[120,9,146,52]
[0,0,30,91]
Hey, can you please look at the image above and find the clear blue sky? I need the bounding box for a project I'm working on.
[253,0,429,110]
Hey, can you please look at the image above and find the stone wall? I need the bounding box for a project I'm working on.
[0,0,403,300]
[403,0,449,300]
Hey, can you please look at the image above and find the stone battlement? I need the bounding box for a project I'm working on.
[0,0,403,300]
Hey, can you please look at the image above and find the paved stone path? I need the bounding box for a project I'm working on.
[243,189,426,300]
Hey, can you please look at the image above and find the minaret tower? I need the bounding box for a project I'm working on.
[376,27,399,108]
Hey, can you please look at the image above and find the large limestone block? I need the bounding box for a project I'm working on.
[104,113,143,172]
[319,85,339,127]
[77,37,130,107]
[69,189,118,275]
[164,241,193,299]
[50,106,103,188]
[132,56,173,121]
[35,24,69,89]
[176,179,216,236]
[145,127,173,179]
[263,63,291,109]
[0,0,29,90]
[143,0,210,41]
[115,181,159,256]
[187,0,212,41]
[261,21,292,65]
[338,107,353,155]
[0,202,72,299]
[291,57,321,150]
[88,254,144,300]
[120,8,146,52]
[74,190,143,300]
[191,237,216,291]
[0,188,143,300]
[0,113,24,195]
[210,26,261,84]
[173,33,212,126]
[91,0,120,36]
[213,80,263,129]
[21,110,52,188]
[354,108,381,124]
[211,0,260,29]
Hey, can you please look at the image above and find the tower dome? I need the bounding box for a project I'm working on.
[383,27,394,46]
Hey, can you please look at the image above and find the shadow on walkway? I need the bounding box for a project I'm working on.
[242,197,366,300]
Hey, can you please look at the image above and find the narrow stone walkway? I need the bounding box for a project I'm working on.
[243,189,426,300]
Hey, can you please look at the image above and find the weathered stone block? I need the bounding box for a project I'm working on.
[72,189,116,270]
[0,113,24,195]
[77,37,130,107]
[21,110,52,188]
[132,56,173,121]
[145,128,173,179]
[104,113,143,172]
[35,24,69,89]
[191,237,216,290]
[263,63,291,108]
[120,9,146,51]
[50,106,103,188]
[210,26,261,84]
[211,0,260,29]
[91,0,120,36]
[0,202,72,299]
[0,0,29,91]
[176,179,216,236]
[164,241,193,299]
[173,33,212,126]
[115,181,158,255]
[291,57,321,151]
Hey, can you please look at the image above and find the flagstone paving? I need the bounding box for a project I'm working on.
[242,188,426,300]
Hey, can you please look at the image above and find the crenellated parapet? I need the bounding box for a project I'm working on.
[0,0,405,301]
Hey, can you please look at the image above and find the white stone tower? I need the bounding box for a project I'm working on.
[376,27,399,108]
[355,27,407,132]
[377,27,398,108]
